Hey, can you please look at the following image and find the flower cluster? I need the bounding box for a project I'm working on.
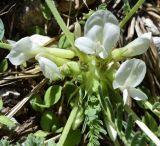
[6,10,151,104]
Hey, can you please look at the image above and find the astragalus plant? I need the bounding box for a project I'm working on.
[2,4,160,146]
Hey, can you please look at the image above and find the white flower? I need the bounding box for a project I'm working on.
[113,59,148,104]
[111,33,152,61]
[36,55,61,81]
[122,32,152,57]
[6,35,51,65]
[75,10,120,59]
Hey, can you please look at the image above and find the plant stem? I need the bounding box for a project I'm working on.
[120,0,145,28]
[57,106,78,146]
[124,105,160,146]
[0,42,12,50]
[45,0,74,48]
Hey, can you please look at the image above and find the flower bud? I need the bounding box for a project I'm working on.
[60,61,80,76]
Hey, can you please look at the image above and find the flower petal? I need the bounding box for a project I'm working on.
[84,10,119,46]
[85,25,102,42]
[123,89,129,105]
[113,59,146,89]
[6,37,39,65]
[122,32,152,57]
[30,34,51,46]
[75,37,95,54]
[84,10,119,35]
[103,23,120,54]
[128,87,148,101]
[36,56,61,81]
[6,50,29,65]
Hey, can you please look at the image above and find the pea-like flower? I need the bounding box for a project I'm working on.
[6,34,50,65]
[111,32,152,61]
[123,32,151,56]
[75,10,120,59]
[36,55,61,82]
[113,59,148,104]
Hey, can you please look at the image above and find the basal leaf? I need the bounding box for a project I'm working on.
[0,115,15,128]
[30,95,44,112]
[44,85,62,106]
[40,111,59,132]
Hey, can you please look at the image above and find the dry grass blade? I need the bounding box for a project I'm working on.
[126,17,135,40]
[7,78,48,118]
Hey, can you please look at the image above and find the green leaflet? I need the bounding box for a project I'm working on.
[0,115,15,128]
[44,85,62,106]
